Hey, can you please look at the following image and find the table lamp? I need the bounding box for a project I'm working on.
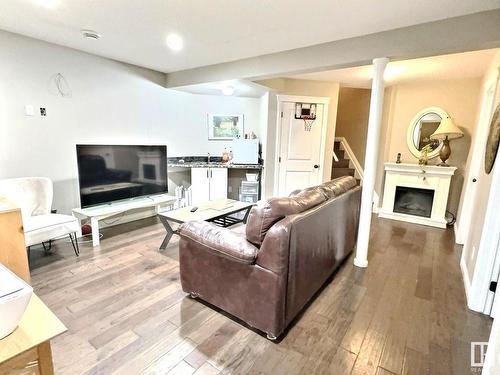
[430,117,464,166]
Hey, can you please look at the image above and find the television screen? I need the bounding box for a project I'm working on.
[76,145,167,208]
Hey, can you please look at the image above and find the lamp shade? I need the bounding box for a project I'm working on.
[430,117,464,140]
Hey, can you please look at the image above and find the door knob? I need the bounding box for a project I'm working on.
[472,178,477,182]
[313,164,320,169]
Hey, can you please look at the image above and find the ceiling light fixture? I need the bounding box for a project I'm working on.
[221,86,235,96]
[166,34,183,51]
[81,30,101,40]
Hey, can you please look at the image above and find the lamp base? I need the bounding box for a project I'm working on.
[438,137,451,166]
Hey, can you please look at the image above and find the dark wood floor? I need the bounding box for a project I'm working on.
[29,216,492,375]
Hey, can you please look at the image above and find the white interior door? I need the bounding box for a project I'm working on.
[490,246,500,318]
[209,168,228,201]
[278,102,325,196]
[191,168,210,205]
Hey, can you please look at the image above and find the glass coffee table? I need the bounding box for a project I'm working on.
[157,199,254,250]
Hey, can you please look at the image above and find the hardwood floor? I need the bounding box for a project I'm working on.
[28,216,492,375]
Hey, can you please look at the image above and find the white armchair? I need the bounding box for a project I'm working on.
[0,177,80,256]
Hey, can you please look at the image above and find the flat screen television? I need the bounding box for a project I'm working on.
[76,145,168,208]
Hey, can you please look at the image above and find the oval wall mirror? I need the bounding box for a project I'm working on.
[407,107,448,159]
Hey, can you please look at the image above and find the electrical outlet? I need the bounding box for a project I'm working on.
[40,107,47,116]
[25,105,34,116]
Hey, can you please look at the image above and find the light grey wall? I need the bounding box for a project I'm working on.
[0,31,262,214]
[166,10,500,87]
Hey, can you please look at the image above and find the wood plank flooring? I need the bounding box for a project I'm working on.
[28,216,492,375]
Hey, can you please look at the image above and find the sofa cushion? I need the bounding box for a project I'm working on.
[319,176,357,198]
[179,221,258,264]
[290,185,328,200]
[246,189,326,246]
[289,176,357,200]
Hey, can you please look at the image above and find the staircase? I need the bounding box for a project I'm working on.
[332,138,361,185]
[331,137,380,211]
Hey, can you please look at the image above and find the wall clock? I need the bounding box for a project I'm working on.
[485,102,500,174]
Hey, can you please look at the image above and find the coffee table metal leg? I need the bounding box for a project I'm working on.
[159,216,175,250]
[242,206,252,223]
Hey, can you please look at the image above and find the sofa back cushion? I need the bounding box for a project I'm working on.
[318,176,357,198]
[246,188,325,246]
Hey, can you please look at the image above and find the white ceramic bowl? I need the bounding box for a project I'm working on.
[0,264,33,339]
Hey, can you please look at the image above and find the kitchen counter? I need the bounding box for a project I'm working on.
[168,161,262,169]
[167,157,262,170]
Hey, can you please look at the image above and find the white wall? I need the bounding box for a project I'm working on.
[0,31,262,214]
[457,50,500,291]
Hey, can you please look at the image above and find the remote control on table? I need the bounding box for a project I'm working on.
[190,207,198,212]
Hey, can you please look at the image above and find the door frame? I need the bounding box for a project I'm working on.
[469,154,500,313]
[465,67,500,314]
[273,95,330,196]
[457,74,499,245]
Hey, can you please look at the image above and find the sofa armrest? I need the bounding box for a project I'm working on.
[256,219,291,274]
[178,221,258,264]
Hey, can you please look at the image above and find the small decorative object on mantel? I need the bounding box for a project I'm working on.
[396,153,401,164]
[420,169,427,181]
[419,144,432,166]
[208,114,244,140]
[430,116,464,166]
[484,102,500,174]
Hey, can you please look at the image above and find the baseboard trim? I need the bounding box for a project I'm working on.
[460,255,471,303]
[454,222,465,245]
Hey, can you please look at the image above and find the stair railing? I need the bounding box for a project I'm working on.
[335,137,363,180]
[334,137,380,212]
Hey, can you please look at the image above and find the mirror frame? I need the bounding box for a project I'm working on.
[406,106,449,159]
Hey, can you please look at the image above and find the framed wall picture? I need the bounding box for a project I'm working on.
[485,102,500,174]
[208,114,244,140]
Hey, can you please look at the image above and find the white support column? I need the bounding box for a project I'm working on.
[354,57,389,268]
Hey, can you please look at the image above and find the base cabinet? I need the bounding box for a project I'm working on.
[191,168,228,205]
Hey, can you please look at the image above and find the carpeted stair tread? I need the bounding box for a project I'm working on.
[332,167,355,178]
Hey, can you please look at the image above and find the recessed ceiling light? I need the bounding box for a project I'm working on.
[221,86,235,96]
[81,30,101,40]
[166,34,183,51]
[36,0,59,8]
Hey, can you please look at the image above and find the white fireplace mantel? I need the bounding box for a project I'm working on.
[378,162,456,228]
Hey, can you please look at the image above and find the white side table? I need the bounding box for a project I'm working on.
[72,194,177,247]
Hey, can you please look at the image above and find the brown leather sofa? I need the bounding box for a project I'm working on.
[178,176,361,339]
